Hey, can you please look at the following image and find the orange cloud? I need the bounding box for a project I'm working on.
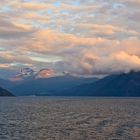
[0,64,10,68]
[36,69,55,79]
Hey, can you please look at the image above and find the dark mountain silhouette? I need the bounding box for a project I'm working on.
[0,87,14,96]
[9,75,98,96]
[59,71,140,97]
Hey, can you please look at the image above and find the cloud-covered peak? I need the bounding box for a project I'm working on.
[36,68,55,79]
[10,67,56,81]
[10,67,35,81]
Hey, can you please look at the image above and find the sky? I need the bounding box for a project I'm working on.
[0,0,140,79]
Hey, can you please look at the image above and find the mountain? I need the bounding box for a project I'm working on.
[0,87,14,96]
[10,68,56,81]
[4,71,140,97]
[61,71,140,97]
[0,78,13,88]
[9,75,98,96]
[35,69,55,79]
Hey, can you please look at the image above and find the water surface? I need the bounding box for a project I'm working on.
[0,97,140,140]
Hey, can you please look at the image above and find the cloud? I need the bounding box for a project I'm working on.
[36,68,55,78]
[0,63,10,68]
[0,0,140,78]
[0,18,34,39]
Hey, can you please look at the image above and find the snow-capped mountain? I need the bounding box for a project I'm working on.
[10,68,56,81]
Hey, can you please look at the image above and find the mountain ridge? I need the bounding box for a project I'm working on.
[1,71,140,97]
[0,87,14,96]
[8,75,98,96]
[60,71,140,97]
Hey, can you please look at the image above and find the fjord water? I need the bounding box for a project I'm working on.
[0,97,140,140]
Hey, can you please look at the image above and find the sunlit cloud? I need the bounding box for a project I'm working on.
[0,63,10,68]
[0,0,140,78]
